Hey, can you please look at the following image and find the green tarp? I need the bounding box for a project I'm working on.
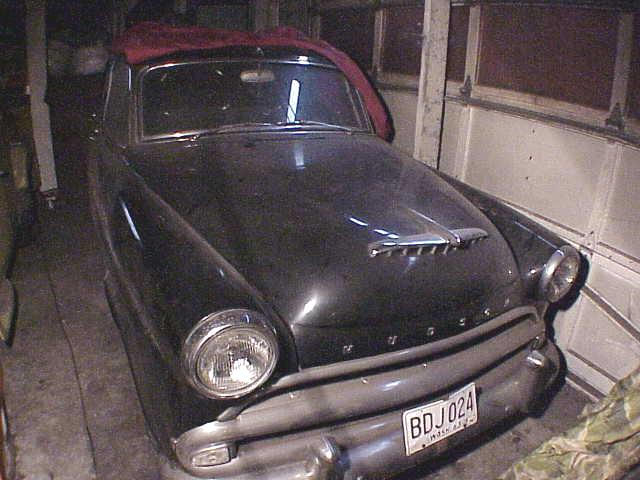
[499,368,640,480]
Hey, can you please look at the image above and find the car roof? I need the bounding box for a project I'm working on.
[112,22,392,140]
[134,46,337,69]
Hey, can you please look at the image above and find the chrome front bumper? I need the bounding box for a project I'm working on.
[162,309,559,480]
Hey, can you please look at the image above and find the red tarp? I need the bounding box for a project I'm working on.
[112,23,392,140]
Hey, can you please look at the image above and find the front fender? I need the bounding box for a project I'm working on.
[89,142,298,448]
[123,170,298,366]
[440,173,564,299]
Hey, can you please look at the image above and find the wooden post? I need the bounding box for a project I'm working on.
[413,0,450,169]
[606,13,633,129]
[26,0,59,197]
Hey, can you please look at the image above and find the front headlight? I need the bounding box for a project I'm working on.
[182,309,279,399]
[538,245,580,303]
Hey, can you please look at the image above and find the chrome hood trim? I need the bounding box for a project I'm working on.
[368,227,488,257]
[368,207,489,257]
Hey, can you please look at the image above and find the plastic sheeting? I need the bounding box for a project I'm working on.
[499,368,640,480]
[111,23,392,140]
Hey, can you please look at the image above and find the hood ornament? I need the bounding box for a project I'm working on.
[368,227,488,258]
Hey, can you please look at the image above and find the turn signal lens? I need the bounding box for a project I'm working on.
[191,443,232,468]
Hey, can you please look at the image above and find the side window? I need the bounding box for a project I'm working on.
[103,61,131,145]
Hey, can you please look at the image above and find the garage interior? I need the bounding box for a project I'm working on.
[1,0,639,479]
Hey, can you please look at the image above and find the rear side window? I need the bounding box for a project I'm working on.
[103,61,131,145]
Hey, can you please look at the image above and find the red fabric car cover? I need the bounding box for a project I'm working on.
[111,23,392,140]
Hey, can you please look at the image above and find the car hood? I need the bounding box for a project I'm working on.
[127,133,523,367]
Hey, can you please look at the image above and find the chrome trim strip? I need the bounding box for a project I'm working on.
[368,232,447,257]
[269,305,537,392]
[368,227,488,257]
[141,58,338,72]
[120,199,141,243]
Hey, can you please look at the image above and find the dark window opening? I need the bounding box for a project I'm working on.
[446,5,470,82]
[103,62,130,145]
[279,0,310,35]
[320,8,375,71]
[381,6,423,76]
[195,3,250,31]
[627,13,640,120]
[477,5,618,110]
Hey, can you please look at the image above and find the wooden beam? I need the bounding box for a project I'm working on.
[608,13,633,121]
[25,0,58,196]
[413,0,450,168]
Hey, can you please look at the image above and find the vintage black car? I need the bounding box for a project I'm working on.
[89,24,581,480]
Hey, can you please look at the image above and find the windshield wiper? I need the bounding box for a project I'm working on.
[275,120,358,133]
[211,122,278,134]
[192,120,361,136]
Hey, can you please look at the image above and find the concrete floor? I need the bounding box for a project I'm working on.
[0,98,591,479]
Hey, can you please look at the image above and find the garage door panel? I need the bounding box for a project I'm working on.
[588,261,640,331]
[381,89,418,156]
[464,109,607,233]
[440,101,464,175]
[568,296,640,383]
[599,145,640,262]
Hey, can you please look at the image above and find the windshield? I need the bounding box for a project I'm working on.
[140,60,370,138]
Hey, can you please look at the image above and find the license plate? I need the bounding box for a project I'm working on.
[402,383,477,456]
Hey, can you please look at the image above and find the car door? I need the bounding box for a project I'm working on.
[89,59,180,450]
